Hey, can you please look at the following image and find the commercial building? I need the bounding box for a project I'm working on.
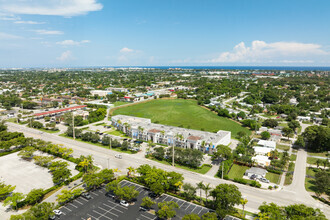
[111,115,231,153]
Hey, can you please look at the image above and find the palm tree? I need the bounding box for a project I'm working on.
[196,181,205,204]
[201,141,206,153]
[127,166,135,178]
[79,159,89,173]
[203,183,211,204]
[240,198,248,217]
[160,130,165,144]
[316,159,322,168]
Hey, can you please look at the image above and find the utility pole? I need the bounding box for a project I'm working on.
[72,113,75,140]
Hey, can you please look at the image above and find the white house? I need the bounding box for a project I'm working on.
[257,140,276,150]
[252,155,271,166]
[253,146,272,156]
[245,167,268,179]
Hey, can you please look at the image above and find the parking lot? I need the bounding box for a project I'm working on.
[58,180,212,220]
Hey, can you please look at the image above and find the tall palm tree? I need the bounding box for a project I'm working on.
[240,198,248,217]
[203,183,211,204]
[196,181,205,204]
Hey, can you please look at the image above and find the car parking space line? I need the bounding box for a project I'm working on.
[98,206,119,217]
[102,203,124,213]
[197,207,204,214]
[107,200,128,210]
[74,199,83,205]
[141,214,156,220]
[185,203,192,210]
[79,197,89,202]
[93,210,111,220]
[88,212,102,220]
[120,181,129,187]
[178,201,185,208]
[191,205,199,213]
[68,203,78,208]
[90,191,99,196]
[62,206,72,212]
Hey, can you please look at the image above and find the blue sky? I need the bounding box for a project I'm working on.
[0,0,329,67]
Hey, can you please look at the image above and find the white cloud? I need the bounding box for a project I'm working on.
[35,29,63,35]
[0,12,20,20]
[120,47,134,53]
[209,40,328,64]
[0,32,22,39]
[56,40,90,46]
[14,20,45,24]
[57,50,74,61]
[0,0,103,17]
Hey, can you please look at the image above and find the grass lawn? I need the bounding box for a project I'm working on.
[265,172,281,184]
[290,154,297,161]
[148,157,212,174]
[106,129,130,138]
[284,162,295,185]
[113,101,128,107]
[276,144,290,151]
[305,167,319,192]
[307,157,320,165]
[6,118,17,123]
[39,128,60,133]
[227,164,249,179]
[95,122,107,126]
[58,134,135,154]
[113,99,251,137]
[307,152,328,157]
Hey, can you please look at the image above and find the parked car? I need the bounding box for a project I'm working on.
[250,174,257,180]
[105,192,116,199]
[139,206,148,211]
[49,214,56,220]
[120,200,129,207]
[82,192,92,200]
[259,177,270,183]
[53,210,63,216]
[115,154,122,159]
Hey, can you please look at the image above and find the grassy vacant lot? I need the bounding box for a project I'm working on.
[307,152,328,157]
[266,172,281,184]
[113,99,251,137]
[276,144,290,151]
[148,157,212,174]
[305,167,318,192]
[290,154,297,161]
[113,101,128,107]
[227,164,249,179]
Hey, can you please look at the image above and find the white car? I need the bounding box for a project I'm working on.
[115,154,122,159]
[120,200,129,207]
[53,209,63,216]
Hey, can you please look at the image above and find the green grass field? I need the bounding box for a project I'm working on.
[266,172,281,184]
[113,101,128,107]
[276,144,290,151]
[113,99,251,137]
[227,164,249,179]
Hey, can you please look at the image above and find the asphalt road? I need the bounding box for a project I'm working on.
[7,122,330,218]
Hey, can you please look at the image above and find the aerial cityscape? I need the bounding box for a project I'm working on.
[0,1,329,220]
